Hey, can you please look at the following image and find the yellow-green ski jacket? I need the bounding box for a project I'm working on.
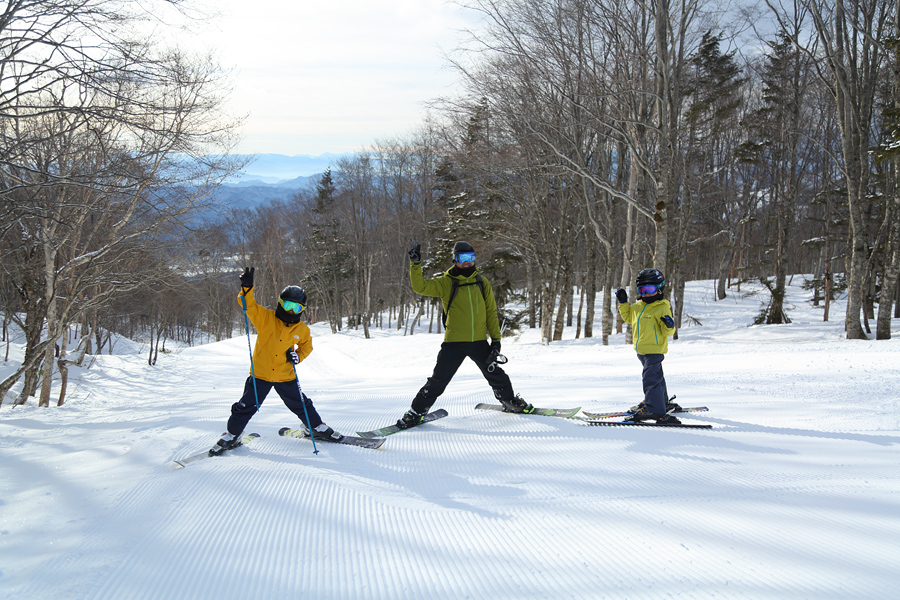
[410,262,502,343]
[617,298,676,355]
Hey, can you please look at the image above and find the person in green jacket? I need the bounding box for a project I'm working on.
[615,268,680,424]
[396,241,533,428]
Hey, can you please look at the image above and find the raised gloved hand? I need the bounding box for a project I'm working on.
[661,315,675,328]
[286,349,300,364]
[408,242,421,263]
[240,266,254,290]
[615,288,628,304]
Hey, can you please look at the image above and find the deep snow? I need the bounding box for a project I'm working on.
[1,278,898,599]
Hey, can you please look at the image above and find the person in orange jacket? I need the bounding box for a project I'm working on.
[212,267,342,453]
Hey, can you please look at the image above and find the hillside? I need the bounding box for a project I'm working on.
[1,278,898,599]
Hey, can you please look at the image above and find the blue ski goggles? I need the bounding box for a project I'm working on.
[454,252,476,264]
[278,297,306,314]
[638,284,660,296]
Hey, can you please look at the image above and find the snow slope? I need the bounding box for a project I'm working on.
[1,278,899,599]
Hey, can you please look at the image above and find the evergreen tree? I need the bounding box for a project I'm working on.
[742,33,814,324]
[304,168,352,332]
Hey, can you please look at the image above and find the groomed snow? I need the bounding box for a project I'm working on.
[1,278,898,599]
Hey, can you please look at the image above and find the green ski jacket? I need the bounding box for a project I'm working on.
[410,262,502,343]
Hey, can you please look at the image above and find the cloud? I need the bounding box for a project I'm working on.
[191,0,478,154]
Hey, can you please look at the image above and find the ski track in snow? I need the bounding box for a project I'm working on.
[2,279,899,599]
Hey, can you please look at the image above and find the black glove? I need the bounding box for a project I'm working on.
[661,315,675,328]
[615,288,628,304]
[487,341,508,372]
[240,266,254,290]
[286,349,300,364]
[408,242,421,262]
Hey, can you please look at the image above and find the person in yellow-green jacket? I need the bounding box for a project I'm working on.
[395,241,534,429]
[615,268,681,425]
[212,266,342,454]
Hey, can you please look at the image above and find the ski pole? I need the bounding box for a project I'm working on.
[291,363,319,455]
[240,294,261,412]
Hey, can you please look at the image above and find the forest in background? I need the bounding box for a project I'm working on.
[2,0,900,408]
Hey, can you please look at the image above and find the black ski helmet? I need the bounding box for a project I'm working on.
[636,268,665,300]
[636,268,665,288]
[276,285,307,324]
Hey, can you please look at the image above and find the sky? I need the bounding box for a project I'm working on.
[189,0,481,156]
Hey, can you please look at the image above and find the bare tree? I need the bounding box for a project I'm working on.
[768,0,898,338]
[0,0,242,406]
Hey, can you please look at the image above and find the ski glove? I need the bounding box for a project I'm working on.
[487,342,508,372]
[240,266,254,290]
[615,288,628,304]
[408,242,421,263]
[661,315,675,328]
[286,349,300,364]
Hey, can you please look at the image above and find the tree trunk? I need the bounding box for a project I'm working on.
[601,254,616,346]
[363,255,374,340]
[540,283,554,345]
[876,196,900,338]
[527,261,536,328]
[553,265,572,341]
[584,242,596,339]
[57,333,70,407]
[575,273,584,339]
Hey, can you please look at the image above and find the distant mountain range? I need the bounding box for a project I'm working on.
[211,152,350,211]
[232,153,348,183]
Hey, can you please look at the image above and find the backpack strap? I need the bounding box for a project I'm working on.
[442,273,486,327]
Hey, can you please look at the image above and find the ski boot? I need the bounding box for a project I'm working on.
[624,405,662,422]
[500,394,534,414]
[656,413,682,425]
[396,408,425,429]
[209,432,242,456]
[630,399,682,414]
[311,423,344,441]
[625,405,681,425]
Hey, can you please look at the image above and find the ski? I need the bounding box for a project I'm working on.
[356,408,449,438]
[583,420,712,429]
[171,433,260,469]
[475,403,581,418]
[582,406,708,419]
[279,427,385,449]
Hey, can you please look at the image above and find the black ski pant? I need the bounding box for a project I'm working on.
[411,341,515,414]
[227,376,324,435]
[637,353,668,415]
